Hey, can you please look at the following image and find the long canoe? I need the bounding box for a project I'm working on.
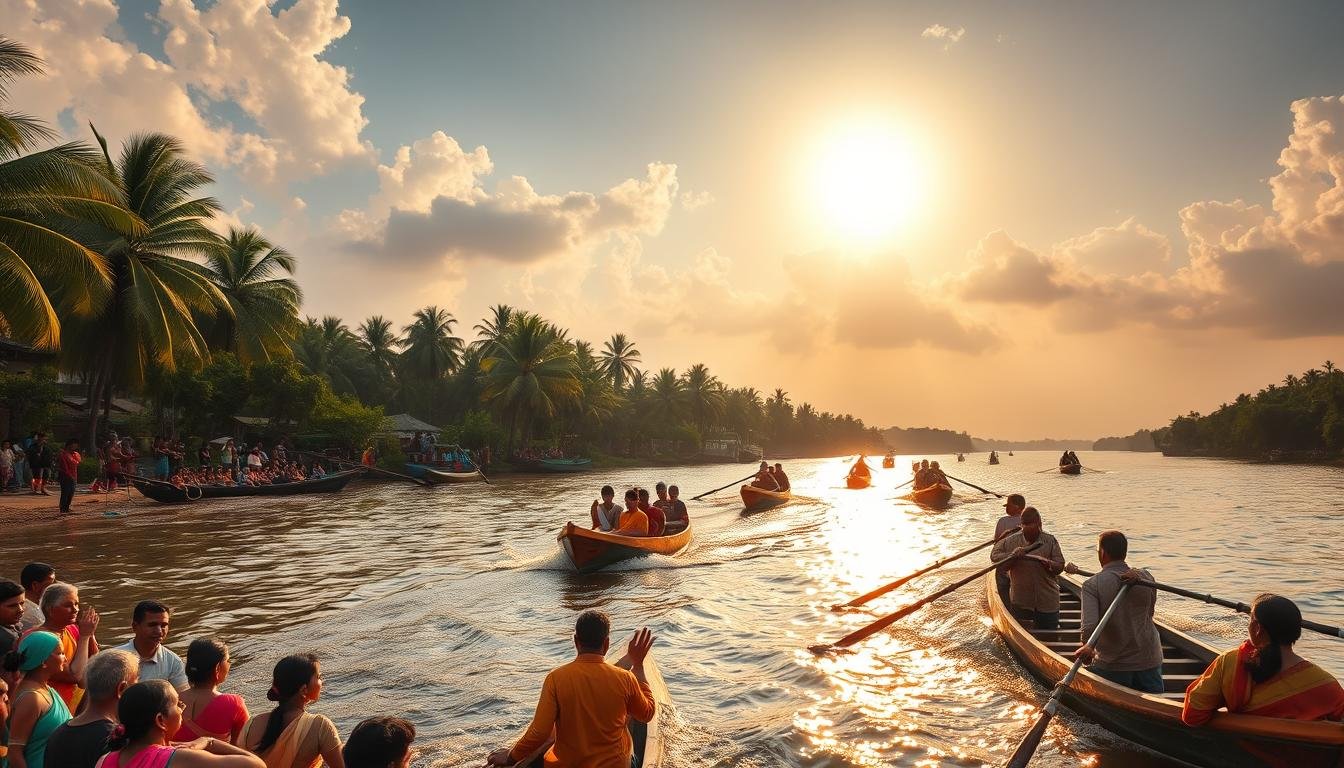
[1060,463,1082,475]
[986,574,1344,767]
[131,469,361,504]
[557,521,693,574]
[740,484,791,512]
[911,483,953,508]
[846,473,871,489]
[515,634,673,767]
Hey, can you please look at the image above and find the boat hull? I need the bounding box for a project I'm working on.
[1060,463,1082,474]
[911,483,953,508]
[881,458,895,469]
[131,470,360,504]
[557,522,693,574]
[846,474,871,489]
[740,484,790,512]
[406,464,483,483]
[986,575,1344,767]
[516,634,673,768]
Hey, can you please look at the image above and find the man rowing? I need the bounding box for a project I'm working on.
[590,485,621,532]
[914,459,931,489]
[990,507,1066,629]
[750,461,779,491]
[637,488,665,537]
[487,612,656,767]
[927,461,948,486]
[1066,531,1164,693]
[663,485,689,534]
[992,494,1027,602]
[849,455,871,481]
[771,463,790,492]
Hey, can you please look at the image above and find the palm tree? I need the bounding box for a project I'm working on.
[681,363,724,432]
[471,303,513,354]
[400,305,463,380]
[357,316,399,377]
[1325,360,1336,376]
[293,316,360,394]
[647,367,686,427]
[479,313,581,453]
[0,37,134,349]
[202,226,300,364]
[64,128,226,446]
[599,333,641,392]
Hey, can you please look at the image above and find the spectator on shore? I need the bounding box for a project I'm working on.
[22,582,99,709]
[111,600,188,691]
[57,438,81,516]
[0,439,14,493]
[239,654,345,768]
[103,680,264,767]
[18,563,54,632]
[44,648,139,768]
[342,717,416,768]
[27,433,52,496]
[175,637,249,744]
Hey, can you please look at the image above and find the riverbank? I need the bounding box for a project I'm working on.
[0,486,152,527]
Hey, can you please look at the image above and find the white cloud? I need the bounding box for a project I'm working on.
[1,0,374,189]
[679,189,714,211]
[921,23,965,48]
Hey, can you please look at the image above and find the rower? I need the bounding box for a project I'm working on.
[771,463,790,492]
[590,485,620,532]
[487,612,656,767]
[653,481,674,517]
[990,507,1066,629]
[615,489,649,536]
[751,461,779,491]
[1065,530,1164,693]
[915,459,931,489]
[663,485,689,534]
[637,488,665,536]
[928,461,947,485]
[993,494,1027,603]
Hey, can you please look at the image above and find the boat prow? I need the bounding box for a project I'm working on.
[845,473,871,489]
[740,484,791,512]
[1060,463,1082,475]
[557,522,693,574]
[515,634,674,767]
[910,483,953,508]
[986,574,1344,767]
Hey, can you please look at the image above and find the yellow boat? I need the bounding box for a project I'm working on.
[557,521,693,574]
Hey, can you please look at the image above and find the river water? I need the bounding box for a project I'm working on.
[4,451,1342,767]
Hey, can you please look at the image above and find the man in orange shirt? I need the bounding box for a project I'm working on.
[488,612,657,767]
[615,489,649,537]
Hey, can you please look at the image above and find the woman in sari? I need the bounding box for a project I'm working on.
[20,582,97,709]
[95,680,262,768]
[1183,593,1344,725]
[3,631,70,768]
[239,654,345,768]
[174,638,250,744]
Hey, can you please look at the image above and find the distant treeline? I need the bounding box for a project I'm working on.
[1093,429,1164,452]
[970,437,1092,452]
[1159,360,1344,459]
[881,426,975,454]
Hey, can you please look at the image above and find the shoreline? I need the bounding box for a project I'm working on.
[0,486,155,529]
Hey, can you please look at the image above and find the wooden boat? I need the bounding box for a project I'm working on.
[957,454,966,462]
[514,457,594,473]
[911,483,953,508]
[557,521,693,574]
[1060,463,1082,474]
[405,463,483,483]
[989,455,1000,465]
[881,456,896,469]
[846,473,871,489]
[515,634,673,767]
[132,469,361,504]
[986,574,1344,767]
[740,484,790,512]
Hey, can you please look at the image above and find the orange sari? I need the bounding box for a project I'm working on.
[1183,640,1344,725]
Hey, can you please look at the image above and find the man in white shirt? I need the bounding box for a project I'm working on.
[110,600,188,690]
[18,562,55,631]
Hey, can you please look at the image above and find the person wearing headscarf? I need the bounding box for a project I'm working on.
[2,631,71,768]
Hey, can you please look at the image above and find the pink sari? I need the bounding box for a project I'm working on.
[95,744,176,768]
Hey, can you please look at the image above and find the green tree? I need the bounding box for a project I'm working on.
[203,226,300,364]
[480,313,580,453]
[247,359,322,432]
[0,365,61,436]
[293,316,362,395]
[311,384,385,452]
[646,368,685,428]
[471,304,513,355]
[599,333,641,392]
[681,363,724,434]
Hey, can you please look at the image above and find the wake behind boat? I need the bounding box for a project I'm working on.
[132,469,361,504]
[985,574,1344,767]
[557,522,693,574]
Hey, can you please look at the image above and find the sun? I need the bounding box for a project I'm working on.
[809,120,930,247]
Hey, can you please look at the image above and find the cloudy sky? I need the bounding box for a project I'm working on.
[6,0,1344,438]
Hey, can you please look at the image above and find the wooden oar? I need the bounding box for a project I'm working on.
[295,449,430,487]
[1069,569,1344,640]
[1005,583,1134,768]
[692,472,758,500]
[832,526,1021,611]
[942,473,1003,498]
[891,477,915,493]
[1035,466,1062,473]
[811,542,1042,653]
[475,467,492,485]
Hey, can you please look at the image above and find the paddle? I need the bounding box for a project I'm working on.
[692,472,759,500]
[1004,583,1134,768]
[811,542,1042,653]
[295,449,431,487]
[1035,466,1063,473]
[942,473,1003,498]
[1068,569,1344,640]
[832,526,1021,611]
[891,477,915,493]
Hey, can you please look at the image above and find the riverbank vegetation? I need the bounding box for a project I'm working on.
[0,36,885,460]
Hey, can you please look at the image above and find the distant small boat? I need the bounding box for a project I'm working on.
[556,521,692,573]
[740,484,790,512]
[846,472,871,489]
[881,456,895,469]
[1060,463,1082,475]
[511,457,593,472]
[911,483,953,508]
[989,455,1000,465]
[957,454,966,462]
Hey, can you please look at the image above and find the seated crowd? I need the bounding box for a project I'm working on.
[1,565,417,768]
[590,481,691,536]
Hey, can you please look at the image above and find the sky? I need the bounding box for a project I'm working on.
[5,0,1344,439]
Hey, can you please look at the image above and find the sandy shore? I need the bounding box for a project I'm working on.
[0,486,156,528]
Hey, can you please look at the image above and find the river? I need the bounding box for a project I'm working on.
[4,451,1342,767]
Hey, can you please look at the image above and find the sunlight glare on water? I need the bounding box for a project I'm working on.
[3,451,1342,767]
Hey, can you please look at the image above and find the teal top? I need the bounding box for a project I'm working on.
[16,685,70,768]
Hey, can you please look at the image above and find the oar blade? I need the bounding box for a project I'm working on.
[1005,710,1055,768]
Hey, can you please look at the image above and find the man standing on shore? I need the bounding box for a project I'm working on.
[27,432,52,495]
[57,438,82,515]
